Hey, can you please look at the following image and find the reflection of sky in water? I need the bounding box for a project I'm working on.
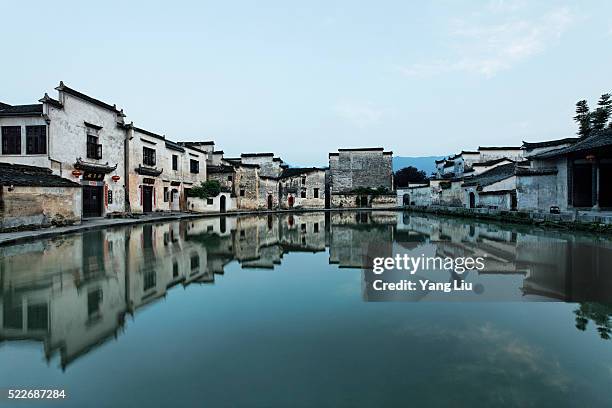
[1,212,612,407]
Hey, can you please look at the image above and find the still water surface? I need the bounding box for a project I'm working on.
[1,211,612,407]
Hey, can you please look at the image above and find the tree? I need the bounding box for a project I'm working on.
[591,93,612,131]
[574,303,612,340]
[574,100,591,138]
[394,166,427,187]
[187,180,221,199]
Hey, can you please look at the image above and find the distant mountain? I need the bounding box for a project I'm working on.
[393,156,445,176]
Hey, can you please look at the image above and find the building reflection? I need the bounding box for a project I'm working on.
[2,211,612,369]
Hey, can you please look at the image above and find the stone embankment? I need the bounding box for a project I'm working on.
[403,205,612,234]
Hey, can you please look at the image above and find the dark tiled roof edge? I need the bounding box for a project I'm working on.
[462,163,516,187]
[133,126,165,141]
[56,81,124,115]
[39,93,62,109]
[478,189,515,196]
[165,141,185,152]
[478,146,523,150]
[522,137,580,149]
[177,142,207,155]
[0,104,43,117]
[531,129,612,159]
[279,167,325,179]
[0,163,81,188]
[182,141,215,146]
[472,157,514,167]
[207,165,235,174]
[337,147,384,152]
[241,153,275,157]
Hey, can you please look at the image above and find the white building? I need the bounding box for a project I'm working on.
[1,81,127,217]
[126,126,207,213]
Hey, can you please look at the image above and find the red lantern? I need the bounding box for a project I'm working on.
[111,175,121,182]
[72,170,82,177]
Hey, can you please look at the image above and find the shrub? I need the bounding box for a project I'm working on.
[187,180,221,199]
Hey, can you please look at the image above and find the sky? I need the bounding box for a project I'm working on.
[2,0,612,166]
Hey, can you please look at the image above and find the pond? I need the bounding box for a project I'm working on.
[1,211,612,407]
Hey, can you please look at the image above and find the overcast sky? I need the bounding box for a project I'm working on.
[2,0,611,165]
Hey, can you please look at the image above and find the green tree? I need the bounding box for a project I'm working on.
[591,93,612,131]
[394,166,427,188]
[187,180,221,199]
[574,99,591,138]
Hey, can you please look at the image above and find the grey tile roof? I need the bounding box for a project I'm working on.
[462,162,516,187]
[472,157,514,167]
[532,129,612,159]
[522,137,580,149]
[0,104,43,116]
[515,167,558,176]
[279,167,324,179]
[0,163,81,187]
[165,140,185,152]
[207,165,235,174]
[241,153,274,157]
[478,146,522,150]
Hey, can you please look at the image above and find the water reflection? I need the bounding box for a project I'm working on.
[1,211,612,371]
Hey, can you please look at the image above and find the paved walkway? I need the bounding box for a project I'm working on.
[0,212,204,246]
[0,207,401,246]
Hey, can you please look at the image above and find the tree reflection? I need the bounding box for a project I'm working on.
[574,303,612,340]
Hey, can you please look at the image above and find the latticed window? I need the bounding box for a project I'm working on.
[144,268,156,291]
[26,125,46,154]
[87,135,102,159]
[1,126,21,154]
[143,147,156,166]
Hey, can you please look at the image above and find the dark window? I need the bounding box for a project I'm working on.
[1,126,21,154]
[240,189,245,197]
[190,159,199,174]
[163,187,169,202]
[87,135,102,159]
[87,289,102,318]
[172,155,178,170]
[173,261,179,277]
[26,126,46,154]
[314,222,319,233]
[301,189,307,198]
[207,198,214,205]
[190,254,200,271]
[228,175,233,181]
[313,188,319,198]
[301,176,306,185]
[27,303,48,330]
[3,299,23,329]
[301,223,306,231]
[143,147,156,166]
[144,268,156,291]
